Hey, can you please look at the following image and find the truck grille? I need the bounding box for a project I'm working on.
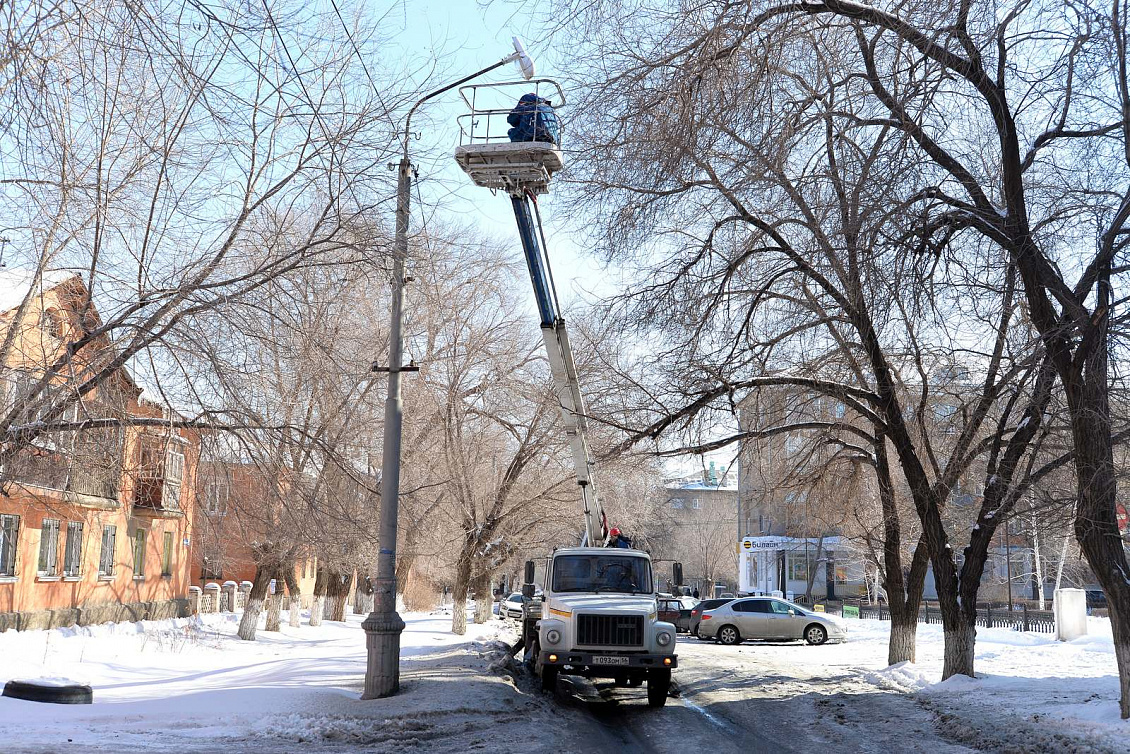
[576,614,644,647]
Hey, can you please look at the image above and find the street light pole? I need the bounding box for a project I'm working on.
[362,39,535,700]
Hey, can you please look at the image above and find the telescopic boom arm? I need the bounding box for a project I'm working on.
[511,193,608,547]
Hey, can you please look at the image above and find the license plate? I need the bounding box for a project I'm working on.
[590,656,629,666]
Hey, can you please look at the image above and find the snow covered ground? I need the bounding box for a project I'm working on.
[0,608,586,753]
[676,615,1129,753]
[2,608,1127,752]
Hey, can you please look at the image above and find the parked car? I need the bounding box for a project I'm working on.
[698,596,845,646]
[497,592,527,620]
[657,596,699,633]
[1085,589,1108,609]
[688,598,735,637]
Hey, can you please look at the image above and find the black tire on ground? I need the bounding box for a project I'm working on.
[2,680,93,705]
[613,672,629,687]
[691,626,699,638]
[540,664,559,692]
[646,668,671,708]
[804,624,828,646]
[717,624,741,645]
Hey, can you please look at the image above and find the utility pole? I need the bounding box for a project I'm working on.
[362,39,535,700]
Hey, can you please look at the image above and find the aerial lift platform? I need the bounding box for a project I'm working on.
[454,79,678,707]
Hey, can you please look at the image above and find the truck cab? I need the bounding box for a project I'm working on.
[534,547,677,707]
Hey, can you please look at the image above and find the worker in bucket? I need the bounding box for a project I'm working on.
[507,93,560,144]
[606,527,632,548]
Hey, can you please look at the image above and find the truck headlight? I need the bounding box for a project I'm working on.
[656,630,672,647]
[546,628,561,645]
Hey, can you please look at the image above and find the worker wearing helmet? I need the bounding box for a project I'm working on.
[606,527,632,549]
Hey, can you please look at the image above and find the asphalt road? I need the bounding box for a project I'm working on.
[553,635,974,754]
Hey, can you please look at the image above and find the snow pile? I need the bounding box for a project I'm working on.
[802,616,1128,751]
[0,610,580,753]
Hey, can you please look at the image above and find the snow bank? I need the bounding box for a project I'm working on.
[0,609,579,753]
[808,617,1130,751]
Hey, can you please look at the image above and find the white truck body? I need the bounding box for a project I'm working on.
[534,547,678,703]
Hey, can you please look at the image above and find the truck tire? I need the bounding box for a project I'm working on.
[646,668,670,708]
[614,672,629,687]
[2,680,92,705]
[540,664,558,692]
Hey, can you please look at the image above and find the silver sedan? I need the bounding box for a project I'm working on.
[698,597,846,645]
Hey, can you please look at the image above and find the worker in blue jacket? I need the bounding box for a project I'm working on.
[507,93,560,144]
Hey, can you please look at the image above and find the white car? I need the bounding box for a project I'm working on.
[497,592,527,620]
[698,596,846,645]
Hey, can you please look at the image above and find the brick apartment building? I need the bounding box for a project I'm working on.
[0,270,198,630]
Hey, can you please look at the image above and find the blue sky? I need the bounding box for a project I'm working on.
[374,0,612,310]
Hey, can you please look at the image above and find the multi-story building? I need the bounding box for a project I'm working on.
[657,462,738,597]
[0,270,198,630]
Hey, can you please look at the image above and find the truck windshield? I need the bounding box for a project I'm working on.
[551,554,653,594]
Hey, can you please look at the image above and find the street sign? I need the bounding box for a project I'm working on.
[842,605,860,619]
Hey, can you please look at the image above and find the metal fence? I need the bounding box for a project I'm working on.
[812,598,1056,634]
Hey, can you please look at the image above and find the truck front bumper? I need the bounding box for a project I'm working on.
[539,649,678,670]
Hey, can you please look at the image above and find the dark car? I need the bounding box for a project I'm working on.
[1085,589,1108,609]
[658,596,699,633]
[689,598,734,637]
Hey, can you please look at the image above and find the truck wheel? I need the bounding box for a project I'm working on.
[614,672,629,687]
[646,668,670,708]
[540,664,558,692]
[717,624,741,645]
[804,624,828,646]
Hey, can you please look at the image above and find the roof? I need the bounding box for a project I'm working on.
[553,547,650,558]
[0,268,82,314]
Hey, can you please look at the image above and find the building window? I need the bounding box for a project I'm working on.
[0,514,19,577]
[98,525,116,576]
[39,308,67,339]
[62,521,83,577]
[204,480,229,515]
[161,532,173,577]
[133,528,146,577]
[691,498,702,510]
[786,552,814,582]
[163,446,185,510]
[670,499,684,509]
[38,519,60,576]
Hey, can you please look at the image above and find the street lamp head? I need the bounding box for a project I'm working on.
[512,36,536,80]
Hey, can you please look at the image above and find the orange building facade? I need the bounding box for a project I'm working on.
[191,461,318,601]
[0,272,198,630]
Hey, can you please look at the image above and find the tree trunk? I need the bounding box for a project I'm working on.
[309,565,327,627]
[1030,515,1045,610]
[1054,535,1069,592]
[237,565,271,641]
[1069,372,1130,718]
[354,575,374,614]
[451,550,473,636]
[887,612,918,666]
[282,562,301,628]
[472,571,492,624]
[331,571,354,622]
[264,566,284,632]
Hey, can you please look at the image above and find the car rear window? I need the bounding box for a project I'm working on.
[700,599,732,610]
